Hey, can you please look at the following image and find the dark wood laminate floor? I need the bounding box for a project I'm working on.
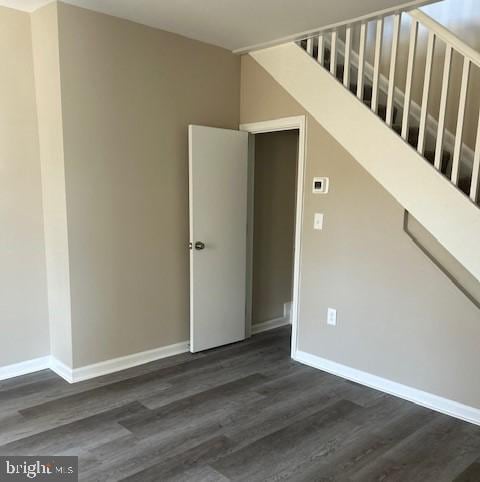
[1,326,480,481]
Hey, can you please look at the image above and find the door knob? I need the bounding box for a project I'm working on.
[195,241,205,250]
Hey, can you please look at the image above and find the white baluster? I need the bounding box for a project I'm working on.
[344,27,352,88]
[372,18,384,114]
[418,31,436,155]
[402,19,419,140]
[435,45,452,170]
[357,22,367,100]
[386,14,401,127]
[452,58,470,185]
[330,31,337,76]
[471,111,480,202]
[306,37,313,56]
[317,35,324,65]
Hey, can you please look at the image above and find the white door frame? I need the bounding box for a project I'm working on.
[239,115,306,358]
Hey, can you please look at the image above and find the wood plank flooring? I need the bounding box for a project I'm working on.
[1,326,480,481]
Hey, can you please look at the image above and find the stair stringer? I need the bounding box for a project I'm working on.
[250,43,480,282]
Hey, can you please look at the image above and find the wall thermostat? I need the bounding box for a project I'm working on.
[312,177,329,194]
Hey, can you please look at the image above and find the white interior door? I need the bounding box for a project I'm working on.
[189,125,249,352]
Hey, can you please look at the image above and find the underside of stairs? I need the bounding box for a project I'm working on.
[249,42,480,282]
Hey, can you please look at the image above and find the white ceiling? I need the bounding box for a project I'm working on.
[2,0,439,51]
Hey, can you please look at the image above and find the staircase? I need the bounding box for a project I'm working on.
[248,6,480,282]
[302,44,451,176]
[298,9,480,205]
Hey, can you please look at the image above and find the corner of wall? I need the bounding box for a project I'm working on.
[30,0,73,369]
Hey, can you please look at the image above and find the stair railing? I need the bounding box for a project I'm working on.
[409,10,480,203]
[299,8,480,207]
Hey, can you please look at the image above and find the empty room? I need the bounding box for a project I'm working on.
[1,0,480,480]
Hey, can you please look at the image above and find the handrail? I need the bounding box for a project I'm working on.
[410,9,480,68]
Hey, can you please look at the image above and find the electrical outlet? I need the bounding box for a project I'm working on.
[327,308,337,326]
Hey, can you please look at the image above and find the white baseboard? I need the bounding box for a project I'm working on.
[252,317,291,335]
[60,341,190,384]
[0,356,50,382]
[294,350,480,426]
[0,341,189,384]
[49,357,74,383]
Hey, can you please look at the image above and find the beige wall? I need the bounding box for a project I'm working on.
[56,3,241,367]
[241,54,480,408]
[252,131,297,324]
[0,7,49,366]
[31,2,73,367]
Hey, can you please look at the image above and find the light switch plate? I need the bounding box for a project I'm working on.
[327,308,337,326]
[314,213,324,230]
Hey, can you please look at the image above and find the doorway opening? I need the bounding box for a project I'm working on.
[241,116,306,357]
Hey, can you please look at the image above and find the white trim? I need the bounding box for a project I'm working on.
[240,115,306,359]
[188,126,195,351]
[240,116,306,134]
[71,341,189,383]
[49,357,74,384]
[0,356,50,382]
[233,0,436,54]
[295,350,480,426]
[245,134,256,339]
[58,341,189,384]
[0,342,190,384]
[252,317,291,335]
